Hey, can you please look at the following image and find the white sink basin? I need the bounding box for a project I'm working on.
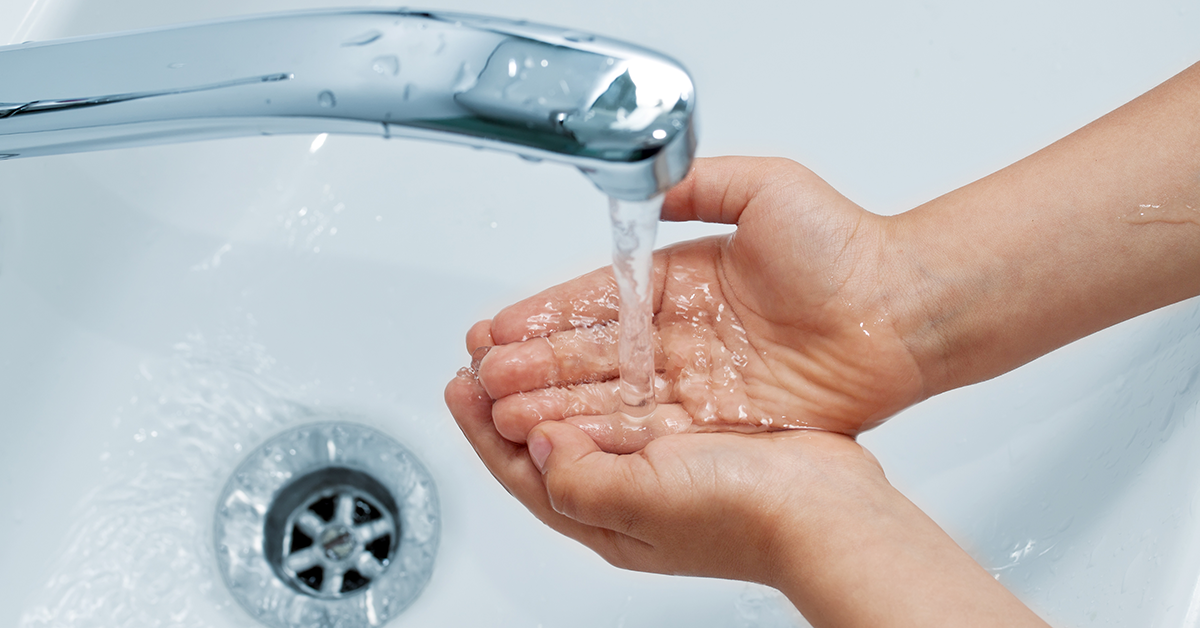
[2,0,1198,626]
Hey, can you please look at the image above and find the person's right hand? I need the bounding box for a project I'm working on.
[445,371,1052,628]
[469,156,928,452]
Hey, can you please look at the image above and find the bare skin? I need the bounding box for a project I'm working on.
[447,375,1049,628]
[447,61,1200,626]
[473,157,923,453]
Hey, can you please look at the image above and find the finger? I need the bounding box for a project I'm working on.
[491,381,693,452]
[490,267,620,344]
[477,323,621,399]
[662,156,801,225]
[466,320,494,354]
[445,373,527,482]
[445,374,648,562]
[491,379,624,442]
[567,404,693,454]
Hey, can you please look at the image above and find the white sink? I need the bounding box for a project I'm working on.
[2,0,1199,626]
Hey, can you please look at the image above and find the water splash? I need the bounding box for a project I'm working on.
[17,333,312,628]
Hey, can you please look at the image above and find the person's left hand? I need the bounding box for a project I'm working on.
[463,158,928,454]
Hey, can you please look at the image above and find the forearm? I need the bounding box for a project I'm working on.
[891,61,1200,395]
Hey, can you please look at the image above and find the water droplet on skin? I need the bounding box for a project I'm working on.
[342,30,383,46]
[372,55,400,76]
[318,90,337,108]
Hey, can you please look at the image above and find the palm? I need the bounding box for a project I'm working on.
[474,158,924,452]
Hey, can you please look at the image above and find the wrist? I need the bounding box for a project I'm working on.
[767,437,1048,627]
[874,207,963,399]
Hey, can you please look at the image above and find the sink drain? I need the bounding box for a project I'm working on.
[215,422,439,628]
[267,467,399,599]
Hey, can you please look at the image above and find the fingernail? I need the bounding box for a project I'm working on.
[528,431,552,473]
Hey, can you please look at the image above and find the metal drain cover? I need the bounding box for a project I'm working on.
[215,422,439,628]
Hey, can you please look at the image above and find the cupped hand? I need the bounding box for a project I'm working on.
[444,372,889,587]
[470,156,925,452]
[446,373,1050,628]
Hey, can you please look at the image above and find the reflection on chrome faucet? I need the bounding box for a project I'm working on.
[0,9,695,199]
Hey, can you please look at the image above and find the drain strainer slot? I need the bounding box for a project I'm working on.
[215,422,439,628]
[266,467,399,599]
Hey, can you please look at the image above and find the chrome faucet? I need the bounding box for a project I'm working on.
[0,8,695,200]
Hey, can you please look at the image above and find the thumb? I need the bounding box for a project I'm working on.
[528,421,657,535]
[661,156,798,225]
[527,419,600,475]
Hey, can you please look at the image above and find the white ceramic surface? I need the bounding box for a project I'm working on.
[2,1,1199,626]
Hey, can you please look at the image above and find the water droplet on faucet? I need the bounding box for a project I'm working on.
[563,31,596,43]
[452,62,478,93]
[167,62,185,69]
[318,91,337,108]
[371,55,400,76]
[342,30,383,46]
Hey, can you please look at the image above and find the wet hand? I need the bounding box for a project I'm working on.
[446,372,1051,628]
[444,372,885,585]
[469,157,926,452]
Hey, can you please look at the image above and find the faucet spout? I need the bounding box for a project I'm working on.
[0,9,696,200]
